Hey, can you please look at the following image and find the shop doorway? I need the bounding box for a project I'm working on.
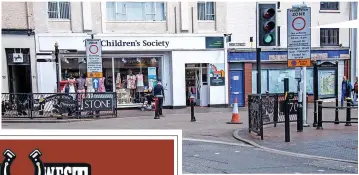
[185,64,208,106]
[5,48,32,93]
[8,65,32,93]
[229,71,244,106]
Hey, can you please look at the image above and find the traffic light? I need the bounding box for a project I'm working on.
[258,3,277,47]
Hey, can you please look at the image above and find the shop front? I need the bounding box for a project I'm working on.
[228,49,350,105]
[35,33,227,108]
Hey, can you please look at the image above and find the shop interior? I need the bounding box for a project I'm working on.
[60,56,161,107]
[185,63,208,107]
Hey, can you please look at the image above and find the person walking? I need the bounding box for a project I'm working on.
[153,78,165,118]
[353,77,358,105]
[341,76,353,106]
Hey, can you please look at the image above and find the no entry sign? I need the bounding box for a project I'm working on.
[86,39,103,78]
[287,7,311,67]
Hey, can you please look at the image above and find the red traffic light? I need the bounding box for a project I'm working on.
[264,21,275,32]
[263,8,275,19]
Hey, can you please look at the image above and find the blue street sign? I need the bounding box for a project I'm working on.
[92,78,99,89]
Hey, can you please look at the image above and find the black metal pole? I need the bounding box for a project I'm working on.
[345,98,352,126]
[91,34,94,39]
[297,101,303,132]
[284,78,290,142]
[256,48,261,94]
[190,97,196,122]
[335,61,339,124]
[313,62,318,127]
[154,97,160,119]
[316,100,323,129]
[55,43,60,93]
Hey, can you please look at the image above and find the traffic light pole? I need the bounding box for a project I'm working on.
[256,48,261,94]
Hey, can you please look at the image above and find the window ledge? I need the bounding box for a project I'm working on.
[198,20,215,23]
[49,19,71,22]
[319,10,340,13]
[106,21,166,23]
[320,45,341,48]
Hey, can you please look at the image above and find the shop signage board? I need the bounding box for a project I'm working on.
[83,98,114,111]
[86,39,103,78]
[209,64,225,86]
[287,7,311,67]
[205,37,224,49]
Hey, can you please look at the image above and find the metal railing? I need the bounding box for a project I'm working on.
[1,92,117,119]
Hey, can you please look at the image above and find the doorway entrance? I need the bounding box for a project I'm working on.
[5,48,32,93]
[185,64,208,106]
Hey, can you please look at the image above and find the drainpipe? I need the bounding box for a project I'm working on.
[25,2,30,31]
[350,2,358,82]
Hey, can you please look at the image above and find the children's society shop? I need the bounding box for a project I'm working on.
[35,33,228,109]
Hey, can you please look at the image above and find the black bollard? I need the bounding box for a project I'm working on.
[345,98,352,126]
[284,78,290,142]
[334,97,339,124]
[297,101,303,132]
[154,97,160,119]
[190,96,196,122]
[316,100,323,129]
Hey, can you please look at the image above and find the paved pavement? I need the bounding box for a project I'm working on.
[235,107,358,162]
[183,140,358,174]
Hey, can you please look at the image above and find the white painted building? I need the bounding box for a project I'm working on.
[2,1,229,108]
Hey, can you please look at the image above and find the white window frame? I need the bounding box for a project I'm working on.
[107,2,166,22]
[48,1,71,20]
[197,1,216,21]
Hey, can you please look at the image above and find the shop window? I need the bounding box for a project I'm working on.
[197,2,215,20]
[251,70,268,94]
[113,57,160,105]
[320,28,339,46]
[48,1,71,19]
[60,58,87,80]
[106,2,166,21]
[320,2,339,10]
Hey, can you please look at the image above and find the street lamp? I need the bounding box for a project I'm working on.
[223,33,232,107]
[54,42,60,93]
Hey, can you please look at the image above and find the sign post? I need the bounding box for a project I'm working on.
[86,39,103,82]
[288,5,311,128]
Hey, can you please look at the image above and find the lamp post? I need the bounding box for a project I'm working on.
[54,42,60,92]
[223,33,232,107]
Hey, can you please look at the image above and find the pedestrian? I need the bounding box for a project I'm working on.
[341,76,353,106]
[153,78,165,117]
[353,77,358,105]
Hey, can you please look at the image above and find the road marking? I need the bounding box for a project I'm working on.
[235,151,240,153]
[215,153,220,155]
[193,154,199,157]
[183,138,252,147]
[317,170,325,172]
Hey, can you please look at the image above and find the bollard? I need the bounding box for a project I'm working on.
[39,97,45,115]
[316,100,323,129]
[345,98,352,126]
[154,97,160,119]
[284,78,290,142]
[190,96,196,122]
[334,97,339,124]
[297,101,303,132]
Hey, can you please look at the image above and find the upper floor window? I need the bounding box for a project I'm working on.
[320,28,339,46]
[320,2,339,10]
[106,2,166,21]
[197,2,215,21]
[48,1,70,19]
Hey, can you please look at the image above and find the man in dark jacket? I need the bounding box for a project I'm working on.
[153,78,165,117]
[341,76,353,106]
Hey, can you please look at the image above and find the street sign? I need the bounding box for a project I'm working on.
[287,7,311,67]
[86,39,103,78]
[92,78,100,89]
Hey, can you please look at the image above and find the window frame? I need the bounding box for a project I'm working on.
[320,2,339,10]
[48,1,71,20]
[320,28,340,47]
[197,1,216,21]
[106,2,166,22]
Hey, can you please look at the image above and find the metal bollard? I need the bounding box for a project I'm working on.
[345,98,352,126]
[335,96,339,124]
[316,100,323,129]
[313,100,318,127]
[297,101,303,132]
[190,96,196,122]
[154,97,160,119]
[284,78,290,142]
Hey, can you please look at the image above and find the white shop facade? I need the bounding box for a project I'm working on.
[35,33,229,108]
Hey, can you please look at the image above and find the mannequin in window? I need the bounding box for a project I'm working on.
[85,76,94,97]
[136,71,144,92]
[77,73,86,103]
[98,77,106,92]
[127,69,136,101]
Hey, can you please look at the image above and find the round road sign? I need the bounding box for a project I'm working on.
[291,60,297,66]
[292,17,306,31]
[89,44,99,54]
[90,73,93,77]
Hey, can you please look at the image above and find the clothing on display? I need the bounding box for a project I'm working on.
[136,74,144,87]
[85,78,94,93]
[116,73,122,88]
[98,77,106,92]
[77,77,86,90]
[127,74,137,89]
